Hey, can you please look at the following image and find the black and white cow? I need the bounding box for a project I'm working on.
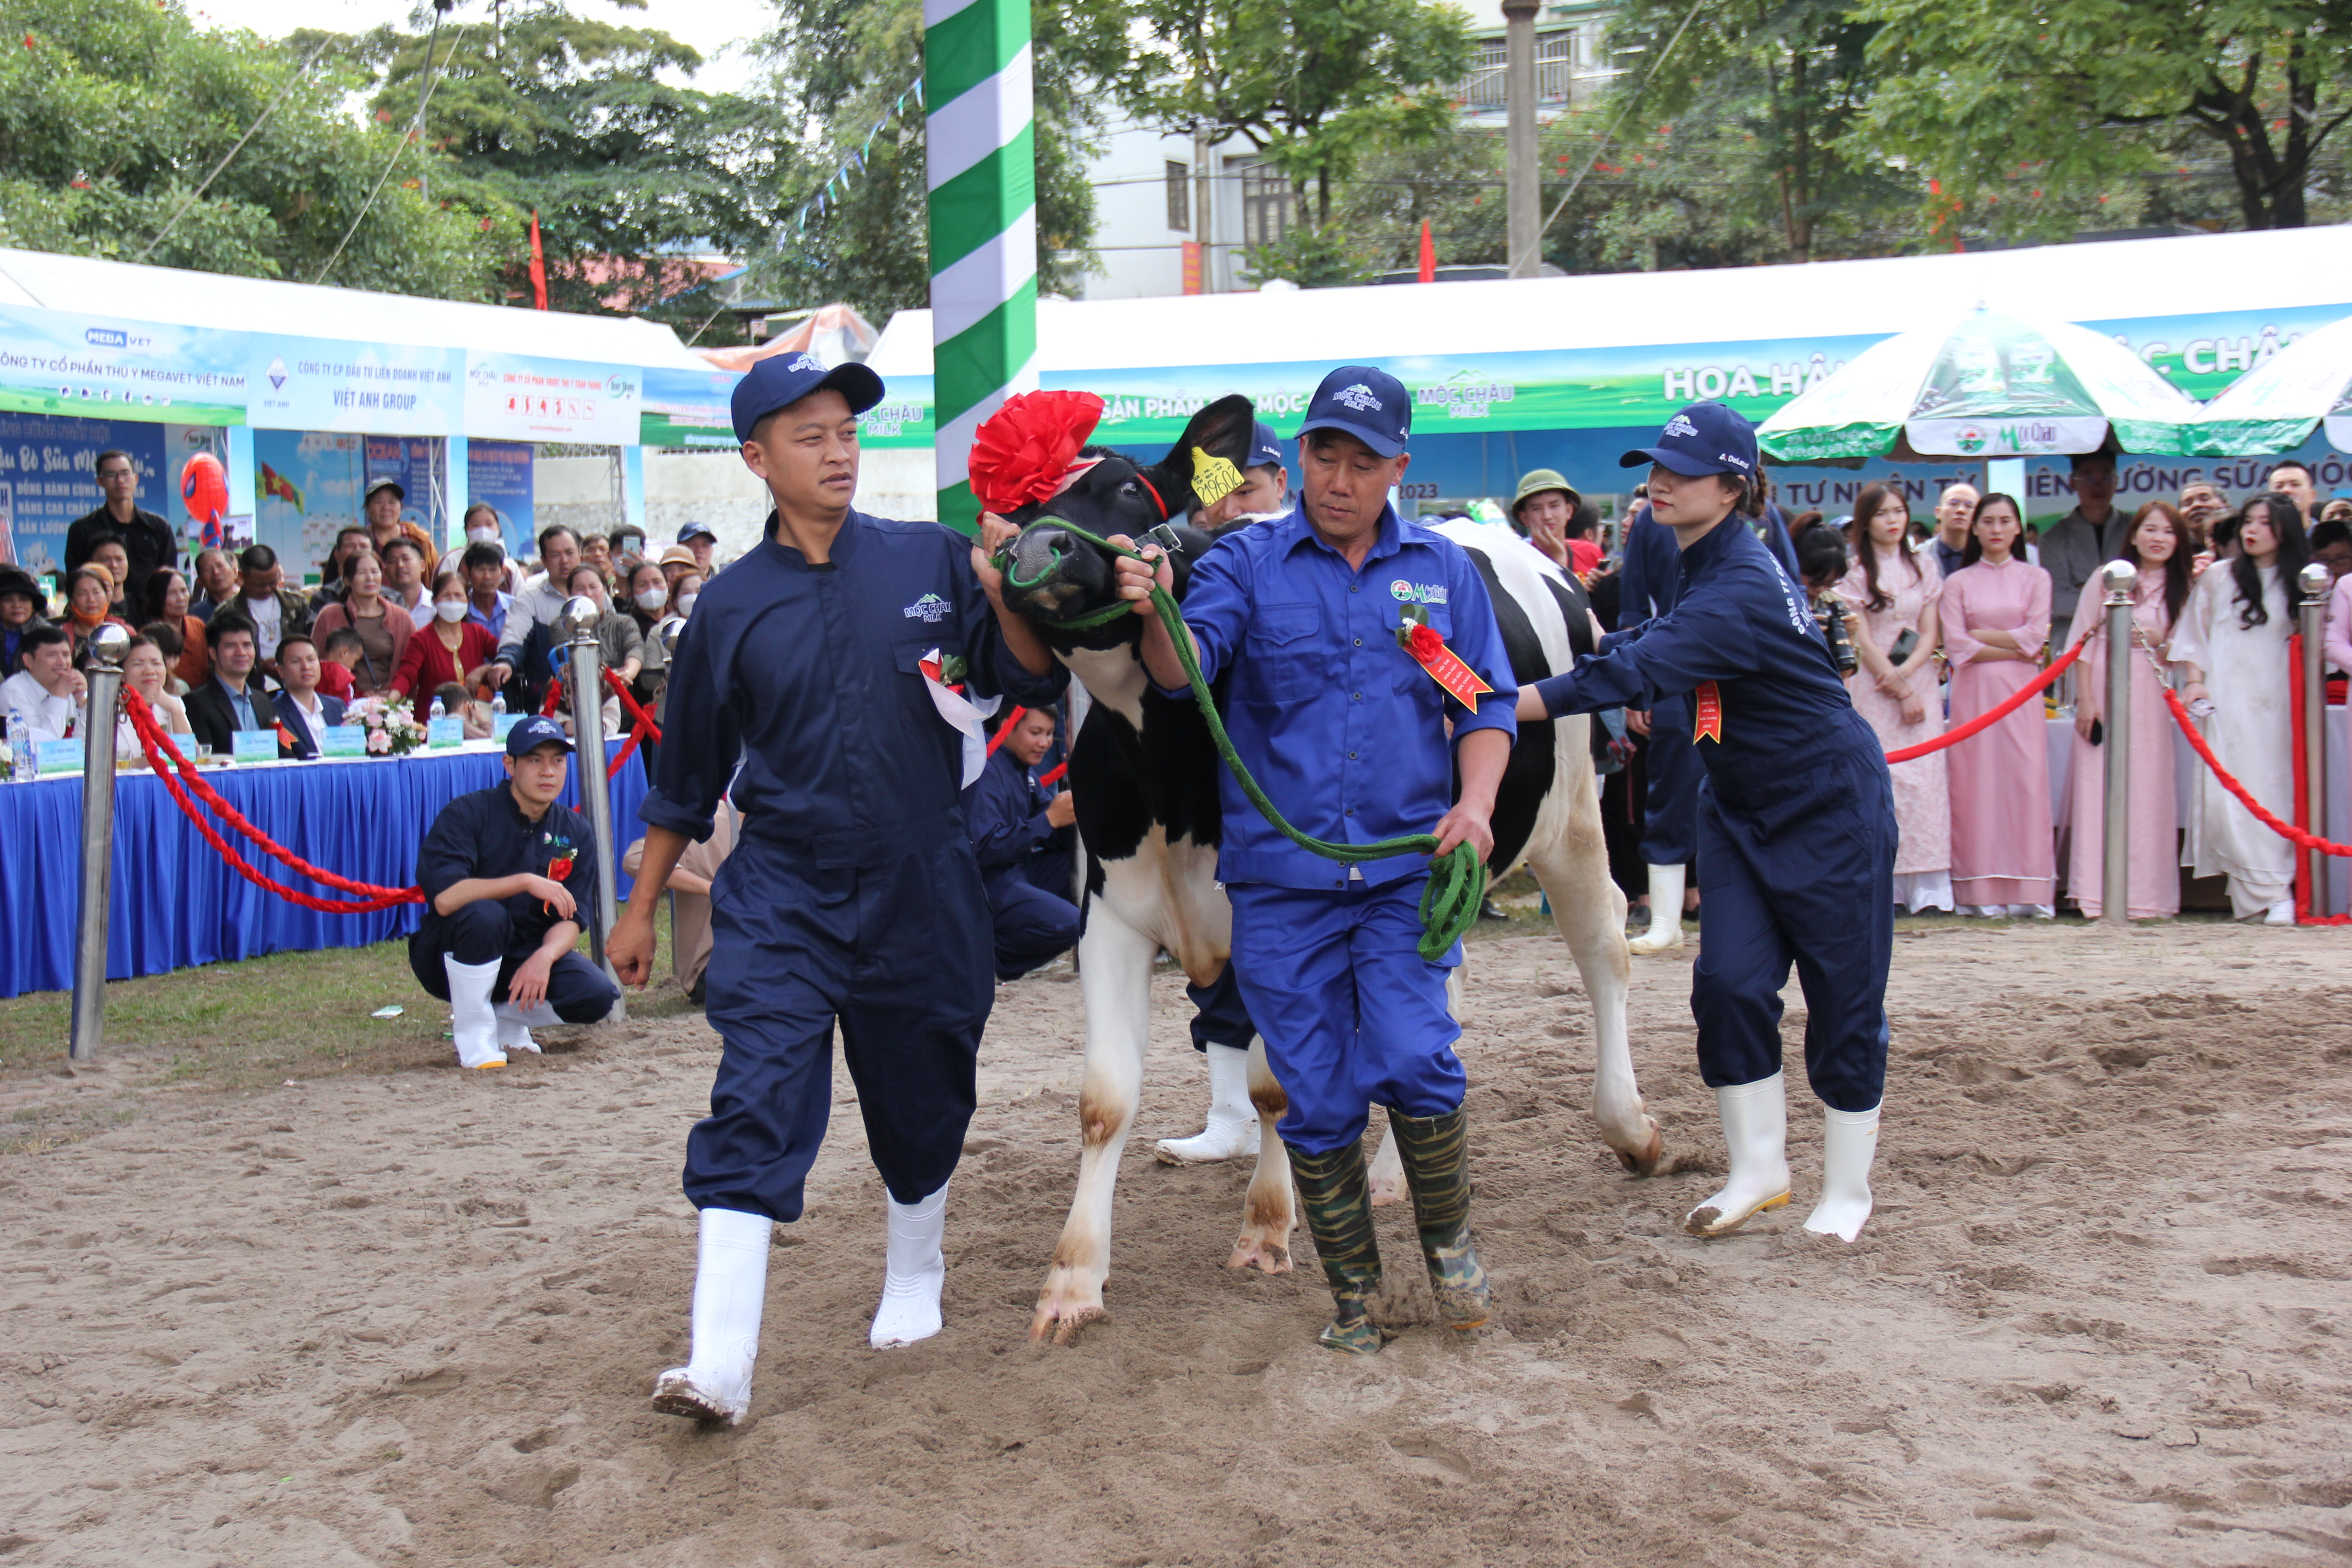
[993,396,1661,1345]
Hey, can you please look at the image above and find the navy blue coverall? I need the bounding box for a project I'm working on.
[1617,502,1799,869]
[409,786,621,1022]
[1165,505,1518,1154]
[642,510,1069,1218]
[963,743,1079,980]
[1533,514,1895,1112]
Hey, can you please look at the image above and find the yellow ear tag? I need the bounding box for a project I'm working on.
[1191,446,1244,506]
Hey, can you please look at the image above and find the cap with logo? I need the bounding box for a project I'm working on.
[1510,468,1580,514]
[676,521,717,544]
[1620,401,1758,479]
[1246,420,1284,471]
[505,714,574,758]
[730,351,886,443]
[1295,365,1411,459]
[364,475,406,503]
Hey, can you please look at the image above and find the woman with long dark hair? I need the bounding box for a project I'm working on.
[139,566,211,687]
[1837,484,1950,913]
[2066,502,2191,920]
[1939,492,2055,916]
[2171,492,2308,922]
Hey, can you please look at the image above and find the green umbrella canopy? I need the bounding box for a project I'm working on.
[1757,306,2203,466]
[2190,310,2352,456]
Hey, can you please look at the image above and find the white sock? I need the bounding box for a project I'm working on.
[443,956,504,1069]
[652,1207,772,1424]
[1804,1102,1882,1243]
[869,1184,947,1349]
[1154,1042,1257,1164]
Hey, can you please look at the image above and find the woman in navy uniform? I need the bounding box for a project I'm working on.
[611,354,1066,1425]
[1515,402,1896,1243]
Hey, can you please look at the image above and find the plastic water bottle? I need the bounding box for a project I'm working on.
[490,692,505,720]
[6,712,28,782]
[428,696,445,723]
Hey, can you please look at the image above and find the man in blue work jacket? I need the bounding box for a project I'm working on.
[1112,366,1518,1355]
[610,353,1067,1425]
[1516,402,1896,1245]
[1615,464,1800,954]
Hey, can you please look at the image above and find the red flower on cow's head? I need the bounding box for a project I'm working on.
[967,390,1107,517]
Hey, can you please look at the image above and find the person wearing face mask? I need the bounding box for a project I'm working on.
[391,570,499,702]
[565,564,644,686]
[624,559,672,762]
[461,505,526,595]
[668,571,703,622]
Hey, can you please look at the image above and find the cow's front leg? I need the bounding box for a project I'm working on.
[1031,911,1156,1345]
[1225,1038,1296,1272]
[1533,790,1663,1173]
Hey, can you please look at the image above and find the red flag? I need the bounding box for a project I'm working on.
[528,210,549,311]
[1417,219,1435,284]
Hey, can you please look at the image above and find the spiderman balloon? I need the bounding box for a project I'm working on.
[180,451,228,549]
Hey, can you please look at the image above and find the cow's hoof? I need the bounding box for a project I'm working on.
[1029,1269,1107,1346]
[1225,1232,1293,1274]
[1613,1121,1666,1176]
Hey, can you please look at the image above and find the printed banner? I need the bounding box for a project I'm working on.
[2019,432,2352,529]
[464,352,641,445]
[465,439,536,555]
[0,412,165,576]
[641,365,743,449]
[247,335,462,436]
[0,303,246,426]
[857,374,935,449]
[252,429,363,582]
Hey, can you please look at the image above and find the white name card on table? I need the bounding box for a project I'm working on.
[492,713,522,742]
[232,730,279,763]
[427,717,464,748]
[34,738,84,775]
[322,725,366,759]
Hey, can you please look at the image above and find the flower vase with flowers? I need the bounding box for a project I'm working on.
[346,693,428,756]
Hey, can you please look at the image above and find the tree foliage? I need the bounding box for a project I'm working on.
[0,0,500,298]
[1859,0,2352,236]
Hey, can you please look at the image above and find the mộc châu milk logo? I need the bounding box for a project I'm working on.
[1997,420,2062,451]
[1955,426,1987,454]
[902,592,951,623]
[1390,579,1449,605]
[1663,414,1699,439]
[1334,383,1383,413]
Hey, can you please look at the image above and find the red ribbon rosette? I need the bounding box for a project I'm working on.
[547,856,574,882]
[967,390,1107,517]
[1399,619,1494,708]
[1406,623,1443,660]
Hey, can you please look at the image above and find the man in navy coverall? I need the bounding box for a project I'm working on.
[1112,366,1518,1355]
[964,704,1078,979]
[611,353,1067,1425]
[1518,402,1896,1245]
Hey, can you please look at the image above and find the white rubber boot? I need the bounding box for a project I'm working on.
[443,956,505,1070]
[492,999,558,1055]
[1684,1071,1791,1237]
[870,1184,948,1349]
[1804,1102,1881,1243]
[652,1207,773,1424]
[1154,1041,1258,1164]
[1626,863,1686,954]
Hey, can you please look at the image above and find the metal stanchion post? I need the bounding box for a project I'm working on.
[561,596,625,1017]
[2299,563,2332,919]
[2098,561,2136,928]
[70,624,131,1062]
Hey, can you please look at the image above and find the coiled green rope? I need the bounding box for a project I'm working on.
[1001,518,1485,960]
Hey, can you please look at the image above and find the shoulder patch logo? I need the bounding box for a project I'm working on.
[902,592,951,623]
[1663,414,1698,438]
[1335,383,1383,412]
[1389,578,1449,605]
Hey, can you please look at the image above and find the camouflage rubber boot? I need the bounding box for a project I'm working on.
[1390,1107,1491,1332]
[1284,1138,1391,1355]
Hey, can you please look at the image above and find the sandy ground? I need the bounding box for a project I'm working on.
[3,919,2351,1567]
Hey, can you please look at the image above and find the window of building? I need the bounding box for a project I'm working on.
[1234,159,1295,247]
[1166,161,1191,233]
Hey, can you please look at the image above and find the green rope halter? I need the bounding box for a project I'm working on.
[1000,518,1485,960]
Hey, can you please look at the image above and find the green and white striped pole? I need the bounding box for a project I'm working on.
[925,0,1036,531]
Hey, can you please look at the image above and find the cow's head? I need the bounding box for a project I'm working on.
[994,394,1258,651]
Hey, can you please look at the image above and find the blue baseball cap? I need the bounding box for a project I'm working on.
[1295,366,1410,458]
[677,520,717,544]
[1246,420,1284,470]
[730,351,885,443]
[505,715,573,758]
[1621,401,1758,479]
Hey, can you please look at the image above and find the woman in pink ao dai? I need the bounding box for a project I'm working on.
[1835,484,1951,912]
[1939,492,2055,917]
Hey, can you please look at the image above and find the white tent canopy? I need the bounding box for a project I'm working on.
[0,246,712,370]
[868,226,2352,377]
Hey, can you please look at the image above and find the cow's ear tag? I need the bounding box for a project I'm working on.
[1191,446,1243,506]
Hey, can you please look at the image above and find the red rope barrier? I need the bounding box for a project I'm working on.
[124,700,425,913]
[986,705,1027,757]
[601,667,662,743]
[1882,629,2092,764]
[1039,761,1066,787]
[2161,680,2352,862]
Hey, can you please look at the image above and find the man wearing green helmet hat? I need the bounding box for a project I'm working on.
[1512,469,1598,577]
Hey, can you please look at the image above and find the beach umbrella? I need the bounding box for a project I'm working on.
[2188,310,2352,456]
[1756,304,2202,465]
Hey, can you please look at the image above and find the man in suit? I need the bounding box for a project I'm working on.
[270,633,346,759]
[184,612,289,758]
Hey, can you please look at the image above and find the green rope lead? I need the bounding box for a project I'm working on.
[1005,518,1485,960]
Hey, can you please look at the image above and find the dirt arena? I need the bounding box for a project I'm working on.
[3,919,2350,1566]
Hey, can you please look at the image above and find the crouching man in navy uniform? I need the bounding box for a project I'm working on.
[1111,366,1518,1354]
[410,715,621,1070]
[611,353,1067,1425]
[964,704,1079,979]
[1515,402,1897,1243]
